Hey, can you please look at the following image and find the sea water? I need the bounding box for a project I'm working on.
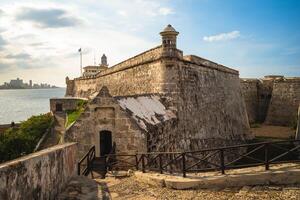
[0,88,65,124]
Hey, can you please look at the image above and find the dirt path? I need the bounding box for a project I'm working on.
[94,176,300,200]
[251,125,295,139]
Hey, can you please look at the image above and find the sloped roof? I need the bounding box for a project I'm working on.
[117,95,176,131]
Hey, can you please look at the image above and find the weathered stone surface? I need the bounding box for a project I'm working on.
[0,143,77,200]
[62,25,251,161]
[50,97,87,113]
[57,176,99,200]
[265,78,300,126]
[134,163,300,190]
[64,88,147,158]
[296,104,300,140]
[241,76,300,126]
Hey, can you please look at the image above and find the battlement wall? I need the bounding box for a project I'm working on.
[0,143,77,200]
[148,60,252,153]
[240,79,259,124]
[265,78,300,126]
[240,76,300,126]
[183,55,239,75]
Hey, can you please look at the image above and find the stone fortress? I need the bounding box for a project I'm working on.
[241,75,300,126]
[50,24,299,159]
[50,24,253,158]
[82,54,109,77]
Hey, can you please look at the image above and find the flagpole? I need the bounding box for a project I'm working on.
[79,48,82,76]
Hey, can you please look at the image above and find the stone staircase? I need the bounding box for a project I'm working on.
[91,157,108,179]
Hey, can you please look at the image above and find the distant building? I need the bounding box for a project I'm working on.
[82,54,109,77]
[29,80,32,88]
[10,78,23,88]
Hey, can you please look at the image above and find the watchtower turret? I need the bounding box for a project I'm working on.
[160,24,179,57]
[101,54,108,67]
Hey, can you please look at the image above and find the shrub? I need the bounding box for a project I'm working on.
[0,113,53,163]
[65,100,87,127]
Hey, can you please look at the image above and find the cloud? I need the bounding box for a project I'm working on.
[0,9,3,16]
[16,7,81,28]
[5,53,31,60]
[203,31,240,42]
[0,35,7,50]
[158,7,174,15]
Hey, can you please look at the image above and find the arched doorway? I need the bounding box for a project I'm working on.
[99,130,112,156]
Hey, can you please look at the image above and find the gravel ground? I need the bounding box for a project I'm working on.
[96,176,300,200]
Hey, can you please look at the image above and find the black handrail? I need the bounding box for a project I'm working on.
[104,139,300,177]
[77,146,95,176]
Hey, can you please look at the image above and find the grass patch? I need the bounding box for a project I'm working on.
[0,113,53,163]
[65,100,87,127]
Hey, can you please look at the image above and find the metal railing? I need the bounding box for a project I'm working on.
[77,146,95,176]
[105,140,300,177]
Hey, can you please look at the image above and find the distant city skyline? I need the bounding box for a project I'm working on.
[0,77,58,89]
[0,0,299,87]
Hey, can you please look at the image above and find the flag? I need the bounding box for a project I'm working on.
[78,48,81,52]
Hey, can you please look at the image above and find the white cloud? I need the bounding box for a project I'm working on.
[203,31,240,42]
[0,0,174,86]
[158,7,174,16]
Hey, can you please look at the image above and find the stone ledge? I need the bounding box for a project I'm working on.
[134,163,300,190]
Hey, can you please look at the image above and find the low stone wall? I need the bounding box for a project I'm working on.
[0,143,77,200]
[265,78,300,126]
[296,105,300,140]
[50,98,86,113]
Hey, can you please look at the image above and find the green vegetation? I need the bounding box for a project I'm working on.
[65,100,87,128]
[0,113,53,163]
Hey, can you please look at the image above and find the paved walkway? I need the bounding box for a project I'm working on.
[58,163,300,199]
[135,163,300,189]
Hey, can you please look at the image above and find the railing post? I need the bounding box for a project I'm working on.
[159,154,163,174]
[265,143,269,170]
[77,163,81,175]
[135,154,139,170]
[220,149,225,174]
[142,154,145,173]
[182,153,186,177]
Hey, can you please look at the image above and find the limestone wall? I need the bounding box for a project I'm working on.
[50,98,86,113]
[176,60,251,150]
[64,88,146,158]
[64,46,252,155]
[265,78,300,126]
[146,59,251,153]
[0,143,77,200]
[240,79,258,124]
[296,104,300,140]
[66,46,165,98]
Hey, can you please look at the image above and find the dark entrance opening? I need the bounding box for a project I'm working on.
[55,103,63,112]
[100,130,112,156]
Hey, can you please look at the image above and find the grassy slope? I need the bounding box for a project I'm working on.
[0,113,53,162]
[65,100,87,128]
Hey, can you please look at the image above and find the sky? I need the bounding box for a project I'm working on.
[0,0,299,87]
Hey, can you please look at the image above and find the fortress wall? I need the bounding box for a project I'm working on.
[70,61,166,98]
[148,59,252,153]
[65,93,147,158]
[265,78,300,126]
[0,143,77,200]
[67,46,168,98]
[240,79,259,124]
[177,61,251,148]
